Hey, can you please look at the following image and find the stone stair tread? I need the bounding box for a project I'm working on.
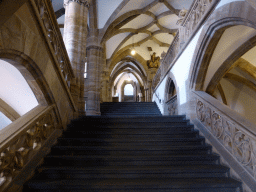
[38,164,229,172]
[25,178,241,189]
[23,102,242,191]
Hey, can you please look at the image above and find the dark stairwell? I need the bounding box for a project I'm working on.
[23,102,242,191]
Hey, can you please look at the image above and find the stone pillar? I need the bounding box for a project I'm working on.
[63,0,89,116]
[86,45,103,115]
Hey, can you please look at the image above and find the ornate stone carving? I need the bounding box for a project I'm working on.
[64,0,90,8]
[34,0,74,90]
[0,107,57,189]
[161,32,180,74]
[180,0,217,44]
[233,132,252,165]
[152,68,161,90]
[196,100,204,122]
[177,8,188,25]
[211,112,223,138]
[196,97,256,178]
[166,95,178,115]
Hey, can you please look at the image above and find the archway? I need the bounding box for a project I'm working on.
[189,1,256,124]
[0,50,55,129]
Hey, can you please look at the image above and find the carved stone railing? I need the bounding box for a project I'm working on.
[180,0,220,45]
[152,68,161,91]
[166,95,178,115]
[0,105,61,191]
[153,0,220,92]
[161,32,180,75]
[32,0,74,89]
[194,91,256,179]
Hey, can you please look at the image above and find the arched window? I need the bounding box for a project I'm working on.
[124,84,133,95]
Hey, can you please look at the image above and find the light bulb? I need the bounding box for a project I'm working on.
[131,49,136,55]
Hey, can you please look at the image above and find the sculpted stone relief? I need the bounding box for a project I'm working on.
[181,0,214,43]
[196,99,256,178]
[152,68,161,90]
[34,0,73,89]
[0,106,58,190]
[166,96,178,115]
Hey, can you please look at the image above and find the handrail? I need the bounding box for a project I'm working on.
[166,94,177,104]
[0,105,61,191]
[153,0,220,93]
[194,91,256,178]
[29,0,74,91]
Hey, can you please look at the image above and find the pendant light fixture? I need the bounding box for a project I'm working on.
[131,34,136,55]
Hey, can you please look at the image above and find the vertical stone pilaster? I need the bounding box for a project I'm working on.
[63,0,90,116]
[86,45,103,115]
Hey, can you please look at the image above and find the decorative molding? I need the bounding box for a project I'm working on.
[166,95,178,115]
[64,0,90,8]
[0,105,60,191]
[180,0,218,44]
[33,0,75,91]
[152,67,161,91]
[195,92,256,179]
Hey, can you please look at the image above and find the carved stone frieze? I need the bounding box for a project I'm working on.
[34,0,74,90]
[166,96,178,115]
[152,68,161,91]
[196,98,256,178]
[0,107,57,190]
[64,0,90,8]
[180,0,218,45]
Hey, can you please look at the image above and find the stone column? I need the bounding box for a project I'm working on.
[63,0,90,116]
[86,44,103,115]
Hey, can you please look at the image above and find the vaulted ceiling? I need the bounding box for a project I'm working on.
[51,0,193,67]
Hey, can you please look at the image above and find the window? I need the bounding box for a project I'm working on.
[84,60,87,78]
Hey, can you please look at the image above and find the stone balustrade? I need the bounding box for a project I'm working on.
[33,0,74,90]
[153,0,219,92]
[166,95,178,115]
[152,68,161,91]
[0,105,61,191]
[194,91,256,179]
[180,0,220,45]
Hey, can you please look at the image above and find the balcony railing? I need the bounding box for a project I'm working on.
[32,0,74,89]
[153,0,220,92]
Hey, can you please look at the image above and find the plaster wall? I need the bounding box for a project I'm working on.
[220,67,256,125]
[0,60,38,115]
[154,27,202,115]
[0,3,76,127]
[203,25,256,90]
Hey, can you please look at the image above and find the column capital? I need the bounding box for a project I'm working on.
[64,0,90,8]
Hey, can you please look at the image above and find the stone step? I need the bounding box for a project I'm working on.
[35,164,230,179]
[43,154,220,166]
[56,137,205,146]
[23,178,241,192]
[50,145,212,156]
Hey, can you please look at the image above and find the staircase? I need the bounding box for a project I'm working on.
[23,102,242,191]
[100,102,162,116]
